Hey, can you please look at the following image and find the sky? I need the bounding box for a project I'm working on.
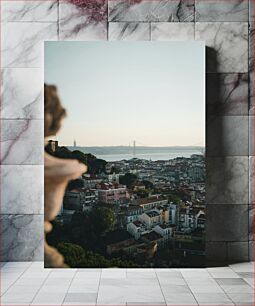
[45,41,205,147]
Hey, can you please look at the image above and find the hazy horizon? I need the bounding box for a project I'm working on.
[45,41,205,147]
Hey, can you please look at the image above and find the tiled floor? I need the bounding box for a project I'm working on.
[0,262,254,305]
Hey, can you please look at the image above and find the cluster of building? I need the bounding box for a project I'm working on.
[59,154,205,262]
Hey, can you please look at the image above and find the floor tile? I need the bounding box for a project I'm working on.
[75,271,101,279]
[163,293,198,305]
[2,262,32,269]
[1,261,255,305]
[127,303,166,306]
[230,262,254,272]
[237,272,254,278]
[161,284,192,294]
[181,269,212,278]
[2,291,36,303]
[207,267,240,278]
[215,278,248,285]
[64,292,97,303]
[31,291,66,305]
[220,284,253,293]
[193,292,234,305]
[127,268,157,279]
[243,277,255,288]
[227,292,254,305]
[157,277,187,286]
[68,278,100,293]
[101,268,126,279]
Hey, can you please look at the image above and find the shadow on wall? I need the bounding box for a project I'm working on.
[205,47,246,266]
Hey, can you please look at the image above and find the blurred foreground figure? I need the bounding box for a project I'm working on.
[44,84,87,268]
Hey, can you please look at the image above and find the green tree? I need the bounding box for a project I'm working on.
[91,207,116,236]
[142,180,154,190]
[168,194,181,203]
[119,173,138,188]
[57,242,85,267]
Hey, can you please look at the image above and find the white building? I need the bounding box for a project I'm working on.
[127,220,149,240]
[137,196,168,211]
[139,210,161,230]
[153,224,174,243]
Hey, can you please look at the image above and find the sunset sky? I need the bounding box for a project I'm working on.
[45,41,205,147]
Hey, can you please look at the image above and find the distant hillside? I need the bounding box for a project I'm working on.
[67,146,205,156]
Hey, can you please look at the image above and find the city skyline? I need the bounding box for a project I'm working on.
[45,41,205,147]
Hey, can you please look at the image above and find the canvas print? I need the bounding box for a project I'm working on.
[44,41,205,268]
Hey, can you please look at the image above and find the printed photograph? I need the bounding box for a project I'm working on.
[44,41,205,268]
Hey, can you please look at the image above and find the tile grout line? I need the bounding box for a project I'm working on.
[178,270,199,306]
[154,268,167,306]
[1,262,33,296]
[29,267,54,305]
[61,269,78,305]
[206,268,242,305]
[95,268,102,306]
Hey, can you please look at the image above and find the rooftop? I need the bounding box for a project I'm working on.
[137,196,166,206]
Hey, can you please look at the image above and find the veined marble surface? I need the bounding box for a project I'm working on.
[109,22,150,40]
[249,156,254,205]
[196,0,248,22]
[206,204,248,242]
[151,22,194,40]
[59,1,107,40]
[206,73,249,116]
[249,202,254,240]
[108,0,195,22]
[249,116,254,155]
[249,26,254,114]
[227,242,249,262]
[1,0,58,22]
[250,0,254,21]
[0,215,43,261]
[1,68,43,119]
[206,156,249,205]
[1,120,44,165]
[207,115,248,156]
[1,22,58,68]
[195,22,248,73]
[1,165,43,214]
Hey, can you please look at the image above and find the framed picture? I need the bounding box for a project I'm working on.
[44,41,205,268]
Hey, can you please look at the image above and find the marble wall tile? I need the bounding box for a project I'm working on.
[249,26,254,114]
[1,0,58,22]
[249,71,254,115]
[151,22,194,40]
[195,22,248,73]
[1,68,43,119]
[206,242,227,263]
[109,22,150,40]
[250,0,254,21]
[0,215,43,261]
[249,157,254,205]
[206,156,249,204]
[206,205,249,241]
[59,2,107,40]
[206,73,249,116]
[1,22,58,68]
[249,241,254,260]
[1,165,43,214]
[227,242,249,262]
[108,0,195,22]
[248,205,254,241]
[249,116,254,155]
[207,116,248,156]
[195,0,248,22]
[0,120,44,165]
